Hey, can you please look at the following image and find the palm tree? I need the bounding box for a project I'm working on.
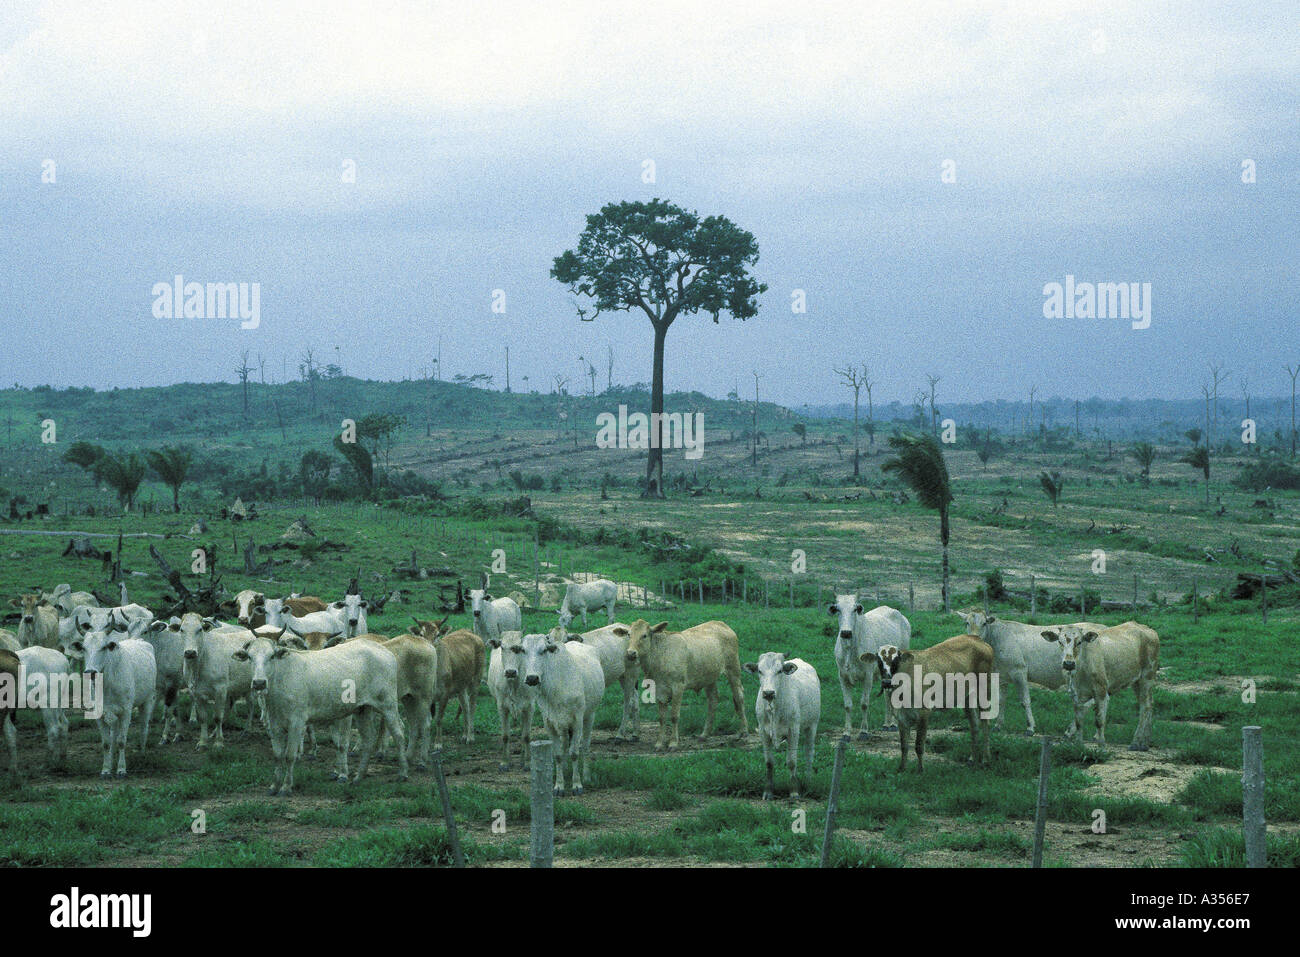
[1180,446,1211,504]
[99,453,147,512]
[792,423,806,446]
[1184,428,1202,447]
[883,433,954,611]
[62,441,107,486]
[147,446,193,512]
[1039,470,1064,507]
[1131,442,1157,486]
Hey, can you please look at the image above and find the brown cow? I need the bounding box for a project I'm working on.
[221,590,328,629]
[865,635,995,772]
[8,594,59,649]
[410,619,484,748]
[1039,622,1159,750]
[622,619,748,751]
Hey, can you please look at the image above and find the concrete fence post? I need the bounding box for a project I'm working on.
[1243,726,1266,868]
[530,740,554,868]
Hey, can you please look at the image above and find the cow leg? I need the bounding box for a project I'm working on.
[464,689,477,743]
[1130,680,1154,751]
[267,720,288,795]
[195,697,211,751]
[728,668,748,736]
[966,707,980,764]
[1095,691,1110,746]
[97,717,114,777]
[701,684,718,740]
[1014,672,1034,735]
[839,673,855,738]
[654,697,669,751]
[138,695,155,754]
[379,702,408,781]
[283,720,306,795]
[332,718,351,781]
[668,692,683,750]
[520,700,534,759]
[804,724,817,776]
[858,673,874,740]
[2,716,17,785]
[115,709,133,777]
[551,723,568,795]
[787,727,801,799]
[897,721,908,772]
[212,689,228,749]
[571,715,589,795]
[914,715,928,772]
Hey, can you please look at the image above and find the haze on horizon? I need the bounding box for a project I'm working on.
[2,1,1297,409]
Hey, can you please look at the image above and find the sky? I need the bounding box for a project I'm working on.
[2,0,1298,408]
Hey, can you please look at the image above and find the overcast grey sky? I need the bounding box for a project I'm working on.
[2,1,1297,407]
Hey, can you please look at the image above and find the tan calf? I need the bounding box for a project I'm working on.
[622,619,748,750]
[865,635,994,772]
[1040,621,1159,750]
[9,594,59,649]
[410,619,484,748]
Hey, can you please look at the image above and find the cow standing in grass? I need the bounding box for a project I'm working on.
[1040,622,1159,750]
[745,652,820,800]
[829,596,911,738]
[558,579,617,629]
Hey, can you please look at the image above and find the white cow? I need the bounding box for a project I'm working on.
[43,584,97,618]
[81,627,156,778]
[16,645,71,767]
[486,630,537,769]
[744,652,820,800]
[233,633,408,795]
[557,579,618,629]
[520,632,605,796]
[142,618,193,744]
[829,596,911,738]
[958,610,1106,735]
[558,623,640,741]
[468,575,522,651]
[262,597,352,639]
[177,614,257,750]
[11,594,59,649]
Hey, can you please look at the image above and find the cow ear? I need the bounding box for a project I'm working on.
[201,618,214,632]
[330,601,345,610]
[104,641,117,651]
[148,620,167,632]
[651,622,668,633]
[743,662,758,674]
[71,640,84,652]
[611,626,629,636]
[359,600,369,609]
[854,604,864,615]
[489,637,502,648]
[858,652,873,663]
[7,598,20,608]
[232,650,250,661]
[1082,631,1099,642]
[782,661,798,674]
[78,620,92,634]
[827,604,838,615]
[986,615,996,624]
[272,647,290,658]
[1041,630,1058,641]
[483,593,493,602]
[169,621,181,632]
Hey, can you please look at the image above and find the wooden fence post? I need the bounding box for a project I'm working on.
[908,579,914,614]
[431,750,464,867]
[1032,737,1051,868]
[530,740,554,868]
[1193,578,1199,622]
[1030,576,1037,616]
[1261,573,1268,624]
[820,735,849,868]
[1243,726,1266,868]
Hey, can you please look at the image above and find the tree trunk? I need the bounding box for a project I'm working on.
[852,392,860,478]
[643,322,668,498]
[173,486,180,513]
[940,506,950,612]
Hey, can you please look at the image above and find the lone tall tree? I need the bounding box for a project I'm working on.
[833,364,868,478]
[883,433,954,612]
[146,446,193,512]
[552,199,766,497]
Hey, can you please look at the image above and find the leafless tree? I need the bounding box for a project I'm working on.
[235,350,252,415]
[1208,363,1229,449]
[926,374,941,437]
[833,364,867,477]
[1287,364,1299,458]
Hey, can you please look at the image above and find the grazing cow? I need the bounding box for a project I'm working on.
[560,622,640,741]
[0,649,20,784]
[233,633,408,794]
[15,645,72,767]
[828,596,911,738]
[410,620,486,748]
[142,618,193,744]
[557,579,617,629]
[175,614,257,750]
[468,575,521,653]
[10,594,59,649]
[0,629,19,654]
[520,631,605,795]
[1040,622,1159,750]
[958,610,1106,735]
[866,636,994,772]
[220,590,327,629]
[81,627,157,778]
[486,629,536,769]
[744,653,820,800]
[623,619,748,750]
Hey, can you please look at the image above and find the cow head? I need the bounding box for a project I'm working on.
[233,590,265,627]
[743,652,798,703]
[232,634,289,690]
[864,644,905,692]
[178,613,216,661]
[262,598,290,628]
[1040,626,1097,673]
[557,607,575,629]
[332,593,368,637]
[521,632,558,687]
[828,594,863,641]
[957,609,996,638]
[497,630,526,681]
[12,593,42,627]
[623,620,668,663]
[81,621,132,676]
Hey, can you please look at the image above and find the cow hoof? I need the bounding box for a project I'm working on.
[790,791,801,800]
[653,742,665,751]
[100,771,112,779]
[116,770,127,779]
[881,725,897,732]
[554,788,567,798]
[697,734,708,742]
[571,786,583,796]
[267,787,279,796]
[762,791,773,801]
[857,731,872,741]
[1128,743,1149,752]
[1023,730,1035,737]
[667,742,679,751]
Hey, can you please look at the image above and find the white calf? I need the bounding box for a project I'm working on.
[744,652,820,800]
[557,579,617,629]
[486,630,536,769]
[81,629,156,778]
[559,623,640,741]
[520,632,605,795]
[829,596,911,738]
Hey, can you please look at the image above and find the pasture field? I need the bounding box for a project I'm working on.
[2,488,1299,868]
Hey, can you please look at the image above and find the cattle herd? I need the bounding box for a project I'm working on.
[0,574,1161,801]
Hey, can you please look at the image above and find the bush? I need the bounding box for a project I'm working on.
[1233,460,1300,492]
